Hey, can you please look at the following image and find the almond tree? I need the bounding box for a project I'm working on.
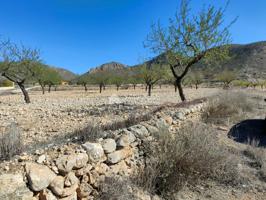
[77,74,91,92]
[45,69,62,93]
[145,0,235,101]
[217,70,236,89]
[109,71,126,91]
[0,41,41,103]
[190,72,203,89]
[139,63,164,96]
[89,71,110,93]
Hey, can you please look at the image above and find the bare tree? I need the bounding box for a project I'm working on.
[0,41,41,103]
[145,0,236,101]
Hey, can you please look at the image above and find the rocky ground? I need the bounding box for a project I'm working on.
[0,87,219,147]
[0,86,266,200]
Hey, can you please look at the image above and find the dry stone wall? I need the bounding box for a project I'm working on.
[0,102,205,200]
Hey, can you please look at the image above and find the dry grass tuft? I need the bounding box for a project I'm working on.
[243,141,266,181]
[203,91,253,125]
[135,122,241,198]
[0,122,24,160]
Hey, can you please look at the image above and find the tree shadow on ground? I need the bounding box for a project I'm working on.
[228,119,266,147]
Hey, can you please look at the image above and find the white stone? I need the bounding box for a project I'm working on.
[82,142,105,162]
[102,138,116,153]
[25,162,56,192]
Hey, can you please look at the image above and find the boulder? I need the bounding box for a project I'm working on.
[49,176,65,197]
[101,138,116,153]
[117,130,136,147]
[59,192,77,200]
[82,142,105,162]
[56,153,88,175]
[56,155,76,175]
[77,182,93,199]
[0,173,33,200]
[49,173,79,198]
[142,124,159,136]
[64,172,79,187]
[73,153,89,169]
[25,162,56,192]
[107,147,133,164]
[128,125,149,139]
[39,189,57,200]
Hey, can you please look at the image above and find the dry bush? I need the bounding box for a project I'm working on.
[75,110,156,143]
[135,122,241,198]
[203,91,253,125]
[243,142,266,181]
[0,122,24,160]
[96,176,136,200]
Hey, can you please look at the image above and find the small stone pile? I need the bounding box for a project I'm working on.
[0,103,205,200]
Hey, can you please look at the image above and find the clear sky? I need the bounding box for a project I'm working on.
[0,0,265,74]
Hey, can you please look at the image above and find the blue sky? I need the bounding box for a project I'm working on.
[0,0,265,74]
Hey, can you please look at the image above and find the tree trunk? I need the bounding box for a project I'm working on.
[18,83,30,103]
[148,84,152,96]
[195,84,198,90]
[54,86,57,91]
[133,85,136,90]
[117,85,119,91]
[159,84,162,89]
[100,84,103,93]
[145,85,147,91]
[176,79,186,101]
[41,85,45,94]
[84,84,88,92]
[174,84,177,93]
[48,85,51,93]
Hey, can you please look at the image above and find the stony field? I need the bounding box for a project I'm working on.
[1,86,266,200]
[0,87,219,147]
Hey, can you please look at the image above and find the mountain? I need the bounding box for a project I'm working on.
[88,62,127,74]
[221,41,266,80]
[53,67,78,81]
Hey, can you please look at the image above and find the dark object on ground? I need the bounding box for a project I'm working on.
[228,119,266,147]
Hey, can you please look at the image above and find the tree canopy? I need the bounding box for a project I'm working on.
[145,0,236,101]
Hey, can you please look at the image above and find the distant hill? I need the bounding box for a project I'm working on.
[53,67,78,81]
[221,41,266,80]
[142,41,266,80]
[75,41,266,81]
[88,62,127,74]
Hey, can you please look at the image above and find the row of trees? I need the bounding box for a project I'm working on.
[0,40,63,103]
[2,0,256,103]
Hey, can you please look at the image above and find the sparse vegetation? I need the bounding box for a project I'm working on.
[135,122,240,198]
[0,122,23,161]
[243,142,266,181]
[203,91,253,125]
